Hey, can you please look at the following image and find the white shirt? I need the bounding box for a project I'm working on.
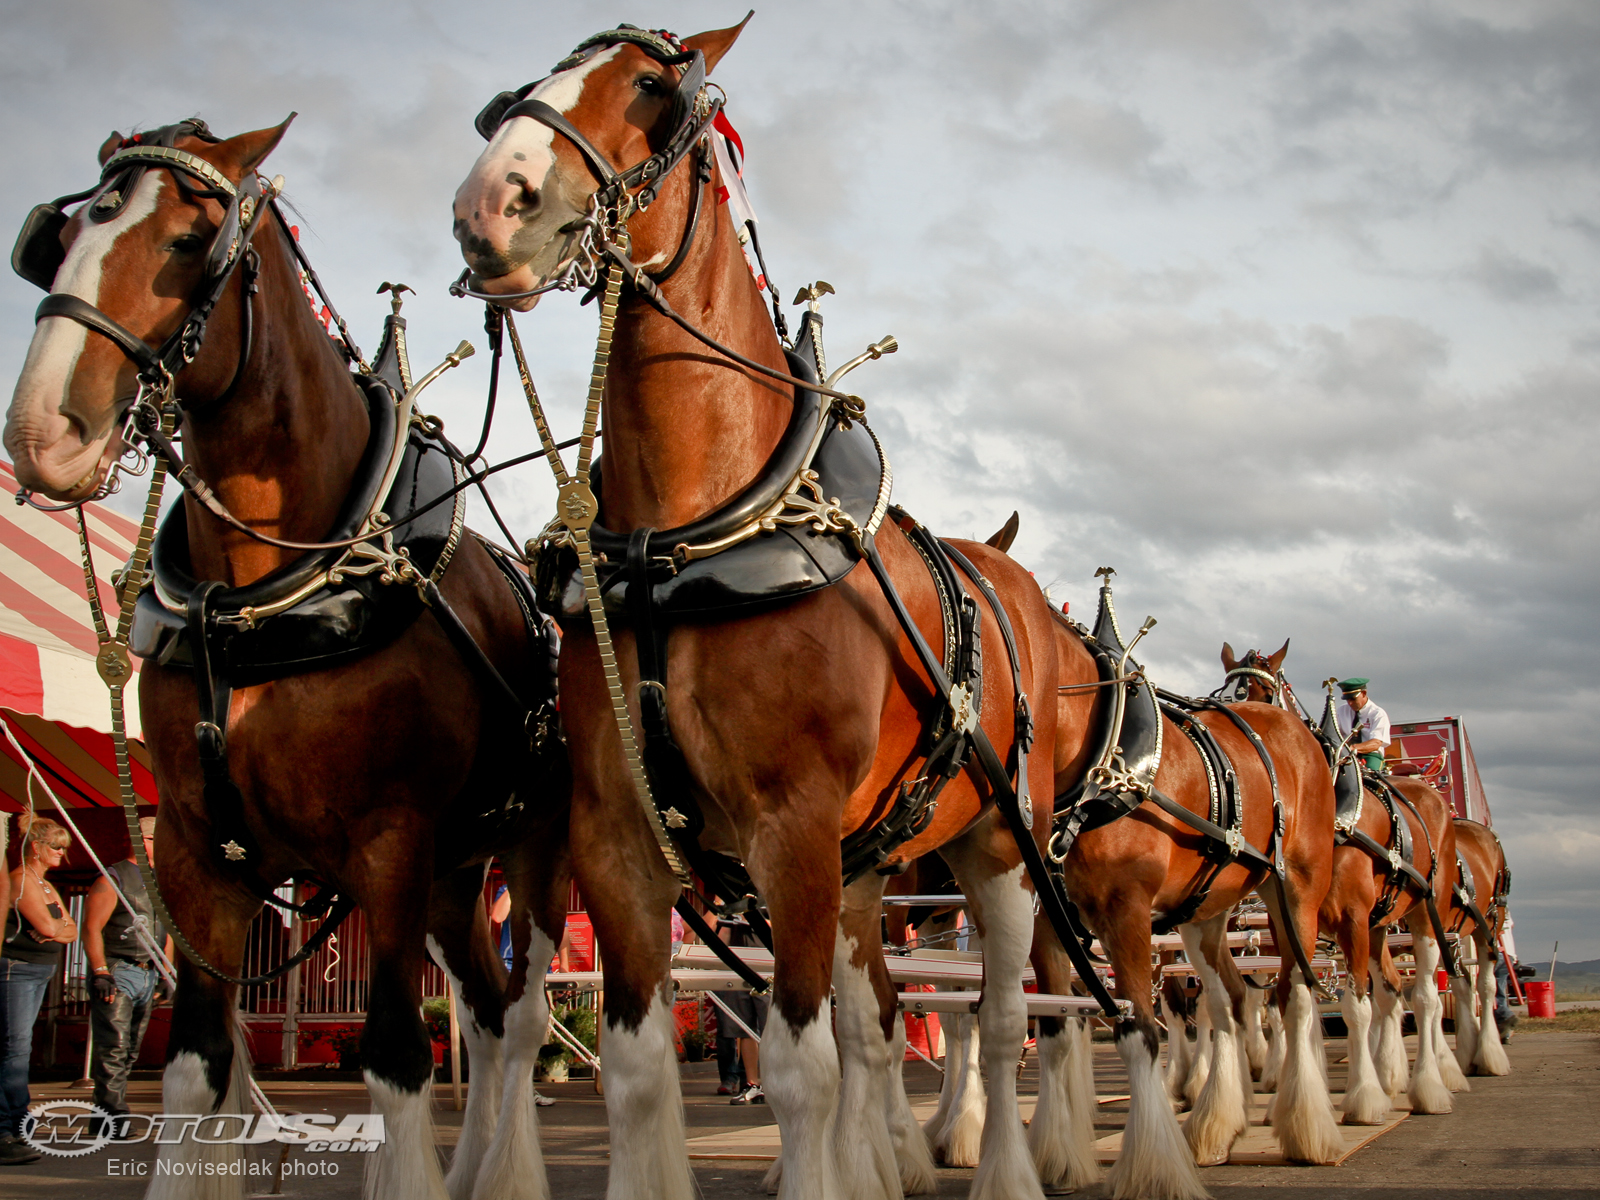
[1500,916,1517,961]
[1337,698,1390,748]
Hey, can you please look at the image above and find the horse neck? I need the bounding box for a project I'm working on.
[181,222,370,586]
[598,200,793,532]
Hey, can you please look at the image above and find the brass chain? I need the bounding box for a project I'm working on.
[507,263,690,885]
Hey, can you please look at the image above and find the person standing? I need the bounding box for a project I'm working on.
[83,817,172,1137]
[713,914,766,1105]
[1,817,77,1165]
[1336,678,1391,773]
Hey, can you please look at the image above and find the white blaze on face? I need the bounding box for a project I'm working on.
[454,45,623,270]
[5,171,166,488]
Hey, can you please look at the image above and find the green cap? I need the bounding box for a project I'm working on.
[1338,677,1370,695]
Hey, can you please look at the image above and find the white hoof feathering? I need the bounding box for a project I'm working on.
[829,938,902,1200]
[922,1010,964,1152]
[145,1046,252,1200]
[471,927,557,1200]
[1106,1027,1207,1200]
[1406,943,1454,1115]
[364,1074,451,1200]
[1270,981,1342,1163]
[886,1019,938,1194]
[600,991,696,1200]
[1338,989,1389,1126]
[1449,970,1479,1078]
[1029,1019,1101,1191]
[764,998,845,1200]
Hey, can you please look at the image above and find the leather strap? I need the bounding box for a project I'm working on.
[36,293,162,375]
[499,98,622,183]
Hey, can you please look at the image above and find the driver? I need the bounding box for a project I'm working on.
[1336,678,1391,773]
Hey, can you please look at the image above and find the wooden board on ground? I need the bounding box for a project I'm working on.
[1091,1092,1409,1166]
[684,1095,1130,1160]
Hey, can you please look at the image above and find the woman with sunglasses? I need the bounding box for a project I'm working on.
[0,816,77,1165]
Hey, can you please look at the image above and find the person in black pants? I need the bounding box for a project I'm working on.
[1,817,78,1165]
[83,818,173,1136]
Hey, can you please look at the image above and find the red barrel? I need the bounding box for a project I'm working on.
[1525,980,1556,1018]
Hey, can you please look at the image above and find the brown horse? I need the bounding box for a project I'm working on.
[5,120,567,1200]
[454,20,1080,1200]
[1220,646,1460,1120]
[1022,619,1342,1198]
[1438,818,1512,1077]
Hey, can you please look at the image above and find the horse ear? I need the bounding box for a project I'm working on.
[212,113,298,177]
[685,10,754,74]
[1267,638,1290,672]
[98,132,124,166]
[1220,642,1238,670]
[985,511,1020,552]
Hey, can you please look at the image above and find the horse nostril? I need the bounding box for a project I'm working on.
[503,172,540,220]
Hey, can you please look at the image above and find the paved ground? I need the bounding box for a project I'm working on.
[2,1029,1594,1198]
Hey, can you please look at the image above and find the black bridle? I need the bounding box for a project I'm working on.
[10,119,364,509]
[451,24,727,305]
[1219,651,1282,705]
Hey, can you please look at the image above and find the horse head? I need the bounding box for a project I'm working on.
[5,118,292,501]
[1219,638,1290,705]
[452,18,749,309]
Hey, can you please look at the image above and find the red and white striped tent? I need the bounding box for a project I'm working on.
[0,459,158,812]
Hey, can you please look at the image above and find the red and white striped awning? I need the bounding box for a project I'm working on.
[0,458,158,810]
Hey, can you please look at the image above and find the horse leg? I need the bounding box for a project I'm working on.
[933,1010,985,1166]
[1159,977,1192,1105]
[1470,930,1510,1076]
[938,840,1044,1200]
[1097,918,1205,1200]
[1403,930,1453,1113]
[1028,914,1101,1193]
[1368,944,1407,1095]
[1178,917,1249,1166]
[361,870,451,1200]
[460,841,568,1200]
[145,876,258,1200]
[1160,986,1191,1106]
[1336,922,1388,1126]
[747,837,846,1200]
[1259,990,1284,1093]
[1257,877,1341,1163]
[1181,984,1213,1110]
[1448,956,1480,1079]
[1241,981,1268,1082]
[885,1012,938,1194]
[830,874,905,1200]
[426,865,509,1200]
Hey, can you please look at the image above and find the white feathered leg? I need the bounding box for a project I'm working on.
[830,928,901,1200]
[1269,979,1342,1163]
[1339,987,1388,1125]
[1406,939,1454,1114]
[934,1014,985,1167]
[922,1008,961,1153]
[424,936,506,1200]
[955,863,1046,1200]
[1449,968,1479,1080]
[470,926,556,1200]
[1260,996,1284,1093]
[886,1018,937,1194]
[145,1034,254,1200]
[1105,1023,1207,1200]
[765,996,844,1200]
[600,991,696,1200]
[1179,924,1248,1167]
[1369,967,1407,1096]
[1029,1016,1101,1192]
[1471,937,1510,1076]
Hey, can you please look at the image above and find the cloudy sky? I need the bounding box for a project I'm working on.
[3,1,1595,961]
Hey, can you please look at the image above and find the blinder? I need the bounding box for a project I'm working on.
[11,188,96,291]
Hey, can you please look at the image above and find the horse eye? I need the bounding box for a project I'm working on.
[635,75,665,96]
[170,234,205,253]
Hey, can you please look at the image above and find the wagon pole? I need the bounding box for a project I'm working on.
[448,981,463,1111]
[281,886,304,1069]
